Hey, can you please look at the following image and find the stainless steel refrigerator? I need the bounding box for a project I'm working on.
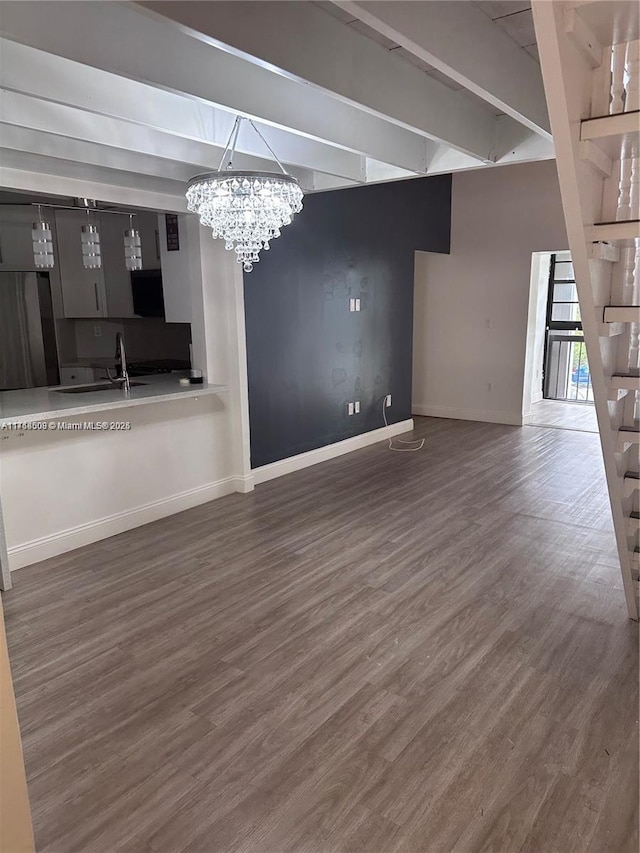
[0,271,59,391]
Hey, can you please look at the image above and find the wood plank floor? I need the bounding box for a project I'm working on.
[529,400,598,433]
[3,417,638,853]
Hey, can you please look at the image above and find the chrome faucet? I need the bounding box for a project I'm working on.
[107,331,131,392]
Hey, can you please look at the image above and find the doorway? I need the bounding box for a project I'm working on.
[542,253,594,403]
[523,251,597,433]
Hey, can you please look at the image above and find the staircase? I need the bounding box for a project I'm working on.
[533,2,640,620]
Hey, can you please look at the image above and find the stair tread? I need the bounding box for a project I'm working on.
[595,218,640,226]
[619,426,640,433]
[631,511,640,520]
[588,221,640,244]
[603,306,640,320]
[625,471,640,479]
[583,109,640,124]
[610,374,640,389]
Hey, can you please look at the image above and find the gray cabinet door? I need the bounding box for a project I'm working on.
[100,213,136,318]
[55,210,107,318]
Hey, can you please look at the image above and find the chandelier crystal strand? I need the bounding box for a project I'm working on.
[31,205,54,269]
[185,118,303,272]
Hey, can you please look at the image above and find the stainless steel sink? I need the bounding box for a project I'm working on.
[54,382,147,394]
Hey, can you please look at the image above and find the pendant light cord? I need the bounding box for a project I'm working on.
[216,115,288,175]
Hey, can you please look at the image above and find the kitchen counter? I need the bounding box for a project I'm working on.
[0,374,229,426]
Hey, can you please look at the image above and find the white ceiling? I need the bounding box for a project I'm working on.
[476,2,539,62]
[315,1,539,90]
[0,0,554,212]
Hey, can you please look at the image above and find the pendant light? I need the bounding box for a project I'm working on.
[31,205,54,269]
[123,214,142,271]
[81,209,101,270]
[186,116,304,272]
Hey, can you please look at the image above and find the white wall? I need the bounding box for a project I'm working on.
[523,251,552,416]
[412,159,568,425]
[1,228,252,569]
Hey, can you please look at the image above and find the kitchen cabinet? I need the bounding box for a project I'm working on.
[99,213,135,318]
[138,212,161,270]
[0,206,42,271]
[55,210,107,318]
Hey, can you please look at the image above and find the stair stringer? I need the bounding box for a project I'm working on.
[532,1,638,620]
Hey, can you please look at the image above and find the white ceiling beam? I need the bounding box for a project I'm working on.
[139,0,504,162]
[0,40,366,184]
[0,148,186,198]
[0,2,432,174]
[0,92,319,189]
[0,165,188,213]
[0,120,333,196]
[0,121,311,186]
[490,115,556,164]
[334,0,552,139]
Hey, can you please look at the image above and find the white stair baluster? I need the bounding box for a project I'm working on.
[629,158,639,401]
[592,50,613,116]
[622,246,635,303]
[617,158,632,220]
[631,244,640,372]
[611,43,626,113]
[630,156,640,220]
[624,40,640,113]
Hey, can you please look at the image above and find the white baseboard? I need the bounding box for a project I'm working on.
[8,476,239,571]
[232,474,255,494]
[9,422,412,570]
[252,419,414,485]
[412,403,523,427]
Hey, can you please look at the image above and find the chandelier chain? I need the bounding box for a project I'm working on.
[247,120,288,175]
[217,116,242,171]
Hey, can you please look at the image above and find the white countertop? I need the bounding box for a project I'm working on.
[0,374,229,425]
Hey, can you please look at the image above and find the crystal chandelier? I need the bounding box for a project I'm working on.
[186,117,303,272]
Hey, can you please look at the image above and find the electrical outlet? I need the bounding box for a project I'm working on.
[355,298,361,311]
[349,298,356,312]
[93,325,102,337]
[385,394,392,407]
[354,401,360,414]
[348,402,354,416]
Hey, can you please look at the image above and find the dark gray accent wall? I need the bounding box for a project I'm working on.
[244,175,451,468]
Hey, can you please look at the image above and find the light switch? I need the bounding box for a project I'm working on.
[354,401,360,413]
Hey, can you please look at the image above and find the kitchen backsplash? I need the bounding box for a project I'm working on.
[73,318,191,362]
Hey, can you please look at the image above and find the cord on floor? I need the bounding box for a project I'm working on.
[382,398,425,452]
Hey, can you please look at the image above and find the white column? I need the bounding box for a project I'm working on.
[191,222,253,490]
